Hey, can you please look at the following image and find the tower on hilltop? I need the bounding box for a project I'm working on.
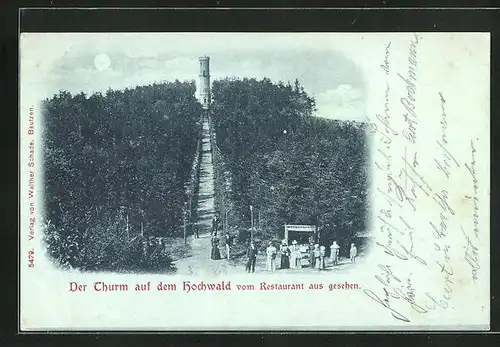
[199,56,211,110]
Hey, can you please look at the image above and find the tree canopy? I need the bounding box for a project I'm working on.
[42,81,202,272]
[211,77,368,255]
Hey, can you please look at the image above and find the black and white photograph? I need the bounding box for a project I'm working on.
[20,30,490,331]
[38,36,370,276]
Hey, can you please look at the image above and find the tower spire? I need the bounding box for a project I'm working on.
[199,56,211,109]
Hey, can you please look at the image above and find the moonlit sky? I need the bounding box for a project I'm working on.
[24,33,368,121]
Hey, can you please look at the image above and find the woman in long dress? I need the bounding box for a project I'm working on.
[266,242,277,272]
[314,244,321,270]
[319,245,326,270]
[330,241,340,266]
[280,241,290,269]
[289,240,299,269]
[211,237,221,260]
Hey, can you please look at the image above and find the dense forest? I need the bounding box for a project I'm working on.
[211,78,369,256]
[42,81,202,272]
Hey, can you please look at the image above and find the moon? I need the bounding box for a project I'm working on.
[93,53,111,71]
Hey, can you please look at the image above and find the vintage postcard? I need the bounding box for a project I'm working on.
[19,32,490,331]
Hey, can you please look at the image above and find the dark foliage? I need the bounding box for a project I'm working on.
[42,81,202,271]
[211,78,369,256]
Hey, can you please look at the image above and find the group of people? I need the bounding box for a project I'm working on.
[257,240,358,272]
[209,213,360,271]
[210,215,235,260]
[263,240,303,272]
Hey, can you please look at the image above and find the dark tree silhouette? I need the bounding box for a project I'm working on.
[42,81,202,272]
[210,78,369,256]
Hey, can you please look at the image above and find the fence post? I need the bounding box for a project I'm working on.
[126,213,129,240]
[183,211,187,245]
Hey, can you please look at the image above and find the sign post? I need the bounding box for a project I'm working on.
[284,224,316,244]
[250,205,254,241]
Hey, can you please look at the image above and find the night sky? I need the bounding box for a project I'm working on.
[22,33,368,121]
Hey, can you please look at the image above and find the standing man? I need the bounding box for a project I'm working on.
[194,222,199,239]
[279,240,290,270]
[246,241,258,273]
